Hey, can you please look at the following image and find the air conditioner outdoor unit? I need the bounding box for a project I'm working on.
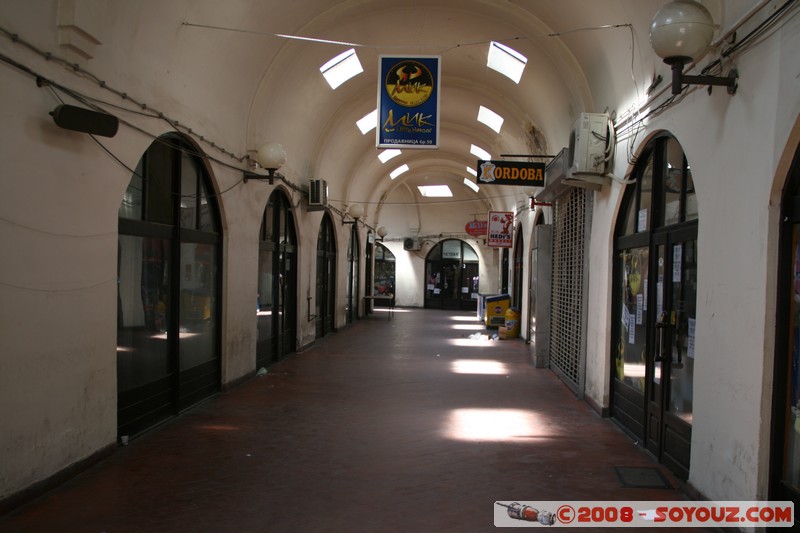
[308,179,328,211]
[403,238,421,251]
[569,112,609,176]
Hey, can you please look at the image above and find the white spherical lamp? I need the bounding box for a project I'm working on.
[256,142,286,171]
[650,0,715,64]
[347,204,364,220]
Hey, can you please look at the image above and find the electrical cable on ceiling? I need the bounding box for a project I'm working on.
[180,21,523,54]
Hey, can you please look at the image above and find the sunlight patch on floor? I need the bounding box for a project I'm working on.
[448,337,498,347]
[449,315,479,321]
[443,408,547,441]
[450,359,509,375]
[450,323,486,331]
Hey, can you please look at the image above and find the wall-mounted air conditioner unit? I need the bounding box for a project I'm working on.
[403,238,421,251]
[569,112,609,176]
[537,145,606,203]
[308,179,328,211]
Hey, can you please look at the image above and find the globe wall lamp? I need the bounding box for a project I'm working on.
[650,0,738,95]
[377,226,388,241]
[244,142,287,184]
[342,204,364,226]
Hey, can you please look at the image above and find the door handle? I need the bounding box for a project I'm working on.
[654,311,672,362]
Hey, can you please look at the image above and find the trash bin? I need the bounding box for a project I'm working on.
[502,307,520,339]
[484,294,510,327]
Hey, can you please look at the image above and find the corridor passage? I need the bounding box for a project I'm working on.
[1,309,701,532]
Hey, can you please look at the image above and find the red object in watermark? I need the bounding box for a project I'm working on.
[494,501,794,527]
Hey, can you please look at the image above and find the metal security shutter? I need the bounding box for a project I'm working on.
[548,187,592,395]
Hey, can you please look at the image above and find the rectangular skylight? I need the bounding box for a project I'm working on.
[470,144,491,161]
[478,105,504,133]
[463,178,480,193]
[320,48,363,89]
[466,166,477,177]
[378,149,401,163]
[487,41,527,84]
[390,164,409,179]
[356,109,377,134]
[418,185,453,197]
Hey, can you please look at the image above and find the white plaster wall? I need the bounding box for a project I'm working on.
[0,1,265,498]
[577,7,800,502]
[0,38,121,499]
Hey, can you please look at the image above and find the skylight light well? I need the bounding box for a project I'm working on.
[320,48,363,89]
[356,109,377,134]
[487,41,527,84]
[390,164,409,180]
[418,185,452,197]
[378,149,401,163]
[478,106,504,133]
[470,144,491,162]
[463,178,480,193]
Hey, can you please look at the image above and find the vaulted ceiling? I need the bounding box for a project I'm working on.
[34,0,679,237]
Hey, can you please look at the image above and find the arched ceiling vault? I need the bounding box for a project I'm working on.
[225,0,668,231]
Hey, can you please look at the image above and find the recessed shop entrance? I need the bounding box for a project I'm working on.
[424,239,479,310]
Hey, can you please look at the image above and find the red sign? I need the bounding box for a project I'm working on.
[465,220,488,237]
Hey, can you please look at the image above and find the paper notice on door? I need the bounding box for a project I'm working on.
[643,279,648,310]
[673,244,682,282]
[656,281,664,317]
[461,287,469,294]
[687,317,696,358]
[636,294,643,325]
[628,314,636,344]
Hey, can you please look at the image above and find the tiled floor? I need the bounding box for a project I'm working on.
[0,308,712,532]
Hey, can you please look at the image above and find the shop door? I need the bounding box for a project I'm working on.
[275,242,296,358]
[425,260,460,309]
[646,226,696,480]
[316,215,336,338]
[460,262,479,310]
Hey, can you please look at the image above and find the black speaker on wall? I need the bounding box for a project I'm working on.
[50,104,119,137]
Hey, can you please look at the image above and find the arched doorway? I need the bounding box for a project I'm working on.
[611,134,698,480]
[373,243,396,307]
[346,224,360,324]
[316,214,336,338]
[256,188,297,369]
[117,133,221,438]
[424,239,479,310]
[771,140,800,503]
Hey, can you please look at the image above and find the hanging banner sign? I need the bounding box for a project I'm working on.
[488,211,514,248]
[377,55,441,149]
[465,220,488,237]
[477,160,545,186]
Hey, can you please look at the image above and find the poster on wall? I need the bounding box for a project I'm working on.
[377,55,441,149]
[487,211,514,248]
